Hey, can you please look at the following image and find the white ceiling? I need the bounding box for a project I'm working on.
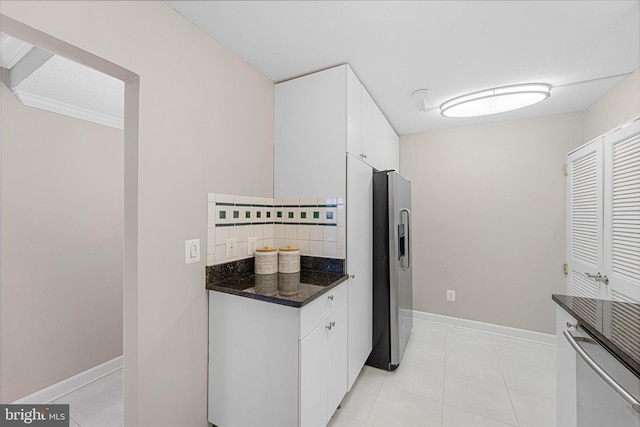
[168,0,640,135]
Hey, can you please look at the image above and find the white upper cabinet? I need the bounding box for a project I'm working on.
[274,66,348,198]
[346,68,363,160]
[359,89,375,165]
[358,84,399,171]
[372,101,399,172]
[275,64,399,199]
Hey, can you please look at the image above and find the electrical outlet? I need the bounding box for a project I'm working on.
[446,290,456,301]
[226,237,238,258]
[248,237,257,255]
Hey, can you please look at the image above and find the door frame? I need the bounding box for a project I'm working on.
[0,14,140,425]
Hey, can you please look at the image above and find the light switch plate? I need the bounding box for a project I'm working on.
[185,239,200,264]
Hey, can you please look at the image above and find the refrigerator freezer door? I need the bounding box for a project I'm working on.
[388,173,413,367]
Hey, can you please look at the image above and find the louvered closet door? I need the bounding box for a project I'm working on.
[567,140,604,298]
[604,120,640,303]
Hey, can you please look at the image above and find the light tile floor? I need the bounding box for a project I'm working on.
[329,319,556,427]
[52,368,123,427]
[48,319,555,427]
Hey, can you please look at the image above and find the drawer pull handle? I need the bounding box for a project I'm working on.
[326,321,336,330]
[328,295,334,301]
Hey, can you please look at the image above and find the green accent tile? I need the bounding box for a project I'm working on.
[313,211,320,219]
[266,211,271,218]
[219,211,226,219]
[326,211,334,220]
[233,211,239,219]
[256,211,262,218]
[301,212,307,219]
[288,212,294,219]
[277,211,283,218]
[245,211,251,219]
[215,202,235,206]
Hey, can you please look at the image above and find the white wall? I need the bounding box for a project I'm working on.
[400,113,584,334]
[0,2,274,426]
[583,68,640,141]
[0,85,124,402]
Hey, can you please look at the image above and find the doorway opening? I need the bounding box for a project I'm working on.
[0,14,139,426]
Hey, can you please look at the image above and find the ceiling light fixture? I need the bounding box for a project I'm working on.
[440,84,551,118]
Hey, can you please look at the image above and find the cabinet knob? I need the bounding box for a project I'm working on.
[362,153,368,159]
[328,295,334,301]
[325,320,336,330]
[326,321,336,330]
[566,322,577,330]
[350,274,355,279]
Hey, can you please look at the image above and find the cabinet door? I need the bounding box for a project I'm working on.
[274,65,347,198]
[374,116,399,172]
[346,154,373,389]
[603,120,640,302]
[300,323,328,427]
[326,304,348,419]
[346,67,362,158]
[360,90,376,166]
[567,140,605,298]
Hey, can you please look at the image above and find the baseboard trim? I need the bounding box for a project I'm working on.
[413,310,556,346]
[11,355,123,404]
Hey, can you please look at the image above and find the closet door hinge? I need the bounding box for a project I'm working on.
[564,263,569,275]
[563,164,569,176]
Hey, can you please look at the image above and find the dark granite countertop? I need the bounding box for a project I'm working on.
[208,270,348,308]
[553,294,640,376]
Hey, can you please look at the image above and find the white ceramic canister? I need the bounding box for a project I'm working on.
[278,246,300,273]
[255,246,278,275]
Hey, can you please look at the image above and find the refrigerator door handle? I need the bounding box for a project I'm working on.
[400,208,412,270]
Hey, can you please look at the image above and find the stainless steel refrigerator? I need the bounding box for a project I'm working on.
[366,170,413,371]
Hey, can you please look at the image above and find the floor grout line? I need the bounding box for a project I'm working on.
[491,334,520,427]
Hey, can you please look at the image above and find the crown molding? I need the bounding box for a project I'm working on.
[13,89,124,130]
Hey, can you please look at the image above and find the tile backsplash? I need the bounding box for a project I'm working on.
[207,193,345,266]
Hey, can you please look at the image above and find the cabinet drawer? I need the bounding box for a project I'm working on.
[300,282,347,339]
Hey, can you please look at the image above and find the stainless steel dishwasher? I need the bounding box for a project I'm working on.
[564,327,640,426]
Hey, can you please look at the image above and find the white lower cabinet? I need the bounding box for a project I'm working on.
[208,281,348,427]
[300,304,347,427]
